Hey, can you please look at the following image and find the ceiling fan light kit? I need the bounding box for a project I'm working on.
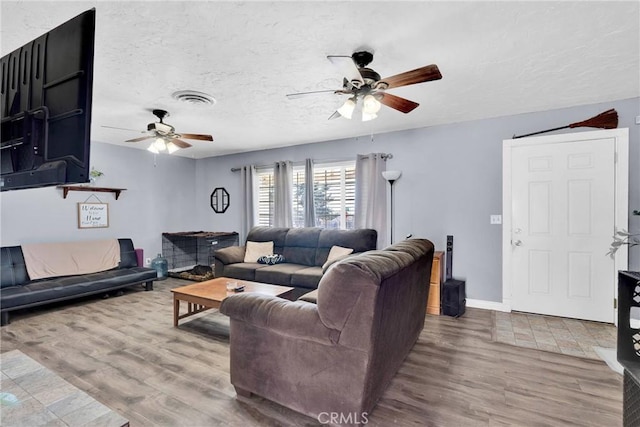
[166,141,180,154]
[363,94,382,114]
[337,97,356,119]
[287,51,442,122]
[147,143,159,154]
[362,111,378,122]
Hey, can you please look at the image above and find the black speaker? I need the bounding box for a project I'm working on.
[445,235,453,281]
[442,279,466,317]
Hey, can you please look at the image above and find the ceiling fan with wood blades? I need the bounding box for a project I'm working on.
[103,109,213,154]
[286,51,442,121]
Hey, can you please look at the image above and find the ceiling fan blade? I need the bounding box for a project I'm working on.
[179,133,213,141]
[102,125,145,133]
[169,138,192,149]
[327,55,364,88]
[377,64,442,89]
[286,89,345,99]
[125,135,154,143]
[328,111,341,120]
[377,92,420,114]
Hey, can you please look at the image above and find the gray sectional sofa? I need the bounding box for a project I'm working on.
[220,238,435,420]
[213,227,377,299]
[0,238,156,325]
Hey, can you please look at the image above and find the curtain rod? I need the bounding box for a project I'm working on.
[230,153,393,172]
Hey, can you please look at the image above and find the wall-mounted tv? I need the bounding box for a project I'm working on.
[1,8,95,191]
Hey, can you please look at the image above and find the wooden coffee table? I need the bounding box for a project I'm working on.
[171,277,294,327]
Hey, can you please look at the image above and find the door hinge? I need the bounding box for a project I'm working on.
[614,298,618,309]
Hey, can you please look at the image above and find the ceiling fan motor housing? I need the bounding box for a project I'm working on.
[352,51,374,68]
[148,121,174,135]
[359,68,381,86]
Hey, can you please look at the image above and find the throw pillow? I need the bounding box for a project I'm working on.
[257,254,286,265]
[322,253,352,274]
[244,241,274,263]
[322,245,354,271]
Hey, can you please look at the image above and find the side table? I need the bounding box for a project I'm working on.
[617,270,640,426]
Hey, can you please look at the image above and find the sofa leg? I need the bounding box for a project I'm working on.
[234,386,252,398]
[145,281,153,291]
[1,311,9,326]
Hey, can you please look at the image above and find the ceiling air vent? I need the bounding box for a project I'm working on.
[171,90,216,106]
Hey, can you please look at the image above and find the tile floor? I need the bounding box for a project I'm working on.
[492,311,617,360]
[0,350,129,426]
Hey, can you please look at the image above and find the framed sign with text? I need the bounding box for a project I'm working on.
[77,203,109,228]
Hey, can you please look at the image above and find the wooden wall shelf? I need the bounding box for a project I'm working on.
[57,185,127,200]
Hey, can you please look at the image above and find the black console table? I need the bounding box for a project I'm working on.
[618,270,640,426]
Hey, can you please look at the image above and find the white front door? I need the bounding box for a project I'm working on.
[504,129,628,323]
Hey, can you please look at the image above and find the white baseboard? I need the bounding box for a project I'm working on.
[466,298,511,312]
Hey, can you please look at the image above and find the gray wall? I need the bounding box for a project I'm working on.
[0,142,197,262]
[194,97,639,303]
[0,98,637,302]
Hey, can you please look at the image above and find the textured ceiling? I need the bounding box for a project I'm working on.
[2,1,639,159]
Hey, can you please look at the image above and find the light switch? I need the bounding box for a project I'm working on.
[490,215,502,225]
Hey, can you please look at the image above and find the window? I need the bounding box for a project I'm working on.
[256,168,274,226]
[257,161,356,229]
[311,161,355,230]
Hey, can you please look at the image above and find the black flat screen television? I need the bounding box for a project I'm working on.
[0,8,95,191]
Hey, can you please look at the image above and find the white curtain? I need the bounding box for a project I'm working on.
[240,165,257,243]
[355,153,387,248]
[273,161,293,227]
[304,158,316,227]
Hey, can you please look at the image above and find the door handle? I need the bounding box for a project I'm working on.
[513,239,523,246]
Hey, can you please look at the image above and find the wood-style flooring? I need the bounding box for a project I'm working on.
[0,278,622,426]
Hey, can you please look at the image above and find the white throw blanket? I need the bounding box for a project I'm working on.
[22,239,121,280]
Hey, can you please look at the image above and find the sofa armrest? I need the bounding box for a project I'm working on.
[220,293,339,345]
[213,246,246,265]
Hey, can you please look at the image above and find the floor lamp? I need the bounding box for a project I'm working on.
[382,170,402,244]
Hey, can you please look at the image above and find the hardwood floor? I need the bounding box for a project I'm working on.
[0,278,622,426]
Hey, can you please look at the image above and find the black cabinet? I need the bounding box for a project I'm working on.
[162,231,239,271]
[617,270,640,426]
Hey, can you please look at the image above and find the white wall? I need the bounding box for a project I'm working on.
[194,97,640,302]
[0,142,197,261]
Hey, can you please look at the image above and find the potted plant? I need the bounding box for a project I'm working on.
[89,167,104,185]
[608,210,640,257]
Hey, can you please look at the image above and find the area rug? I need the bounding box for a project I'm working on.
[491,310,617,361]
